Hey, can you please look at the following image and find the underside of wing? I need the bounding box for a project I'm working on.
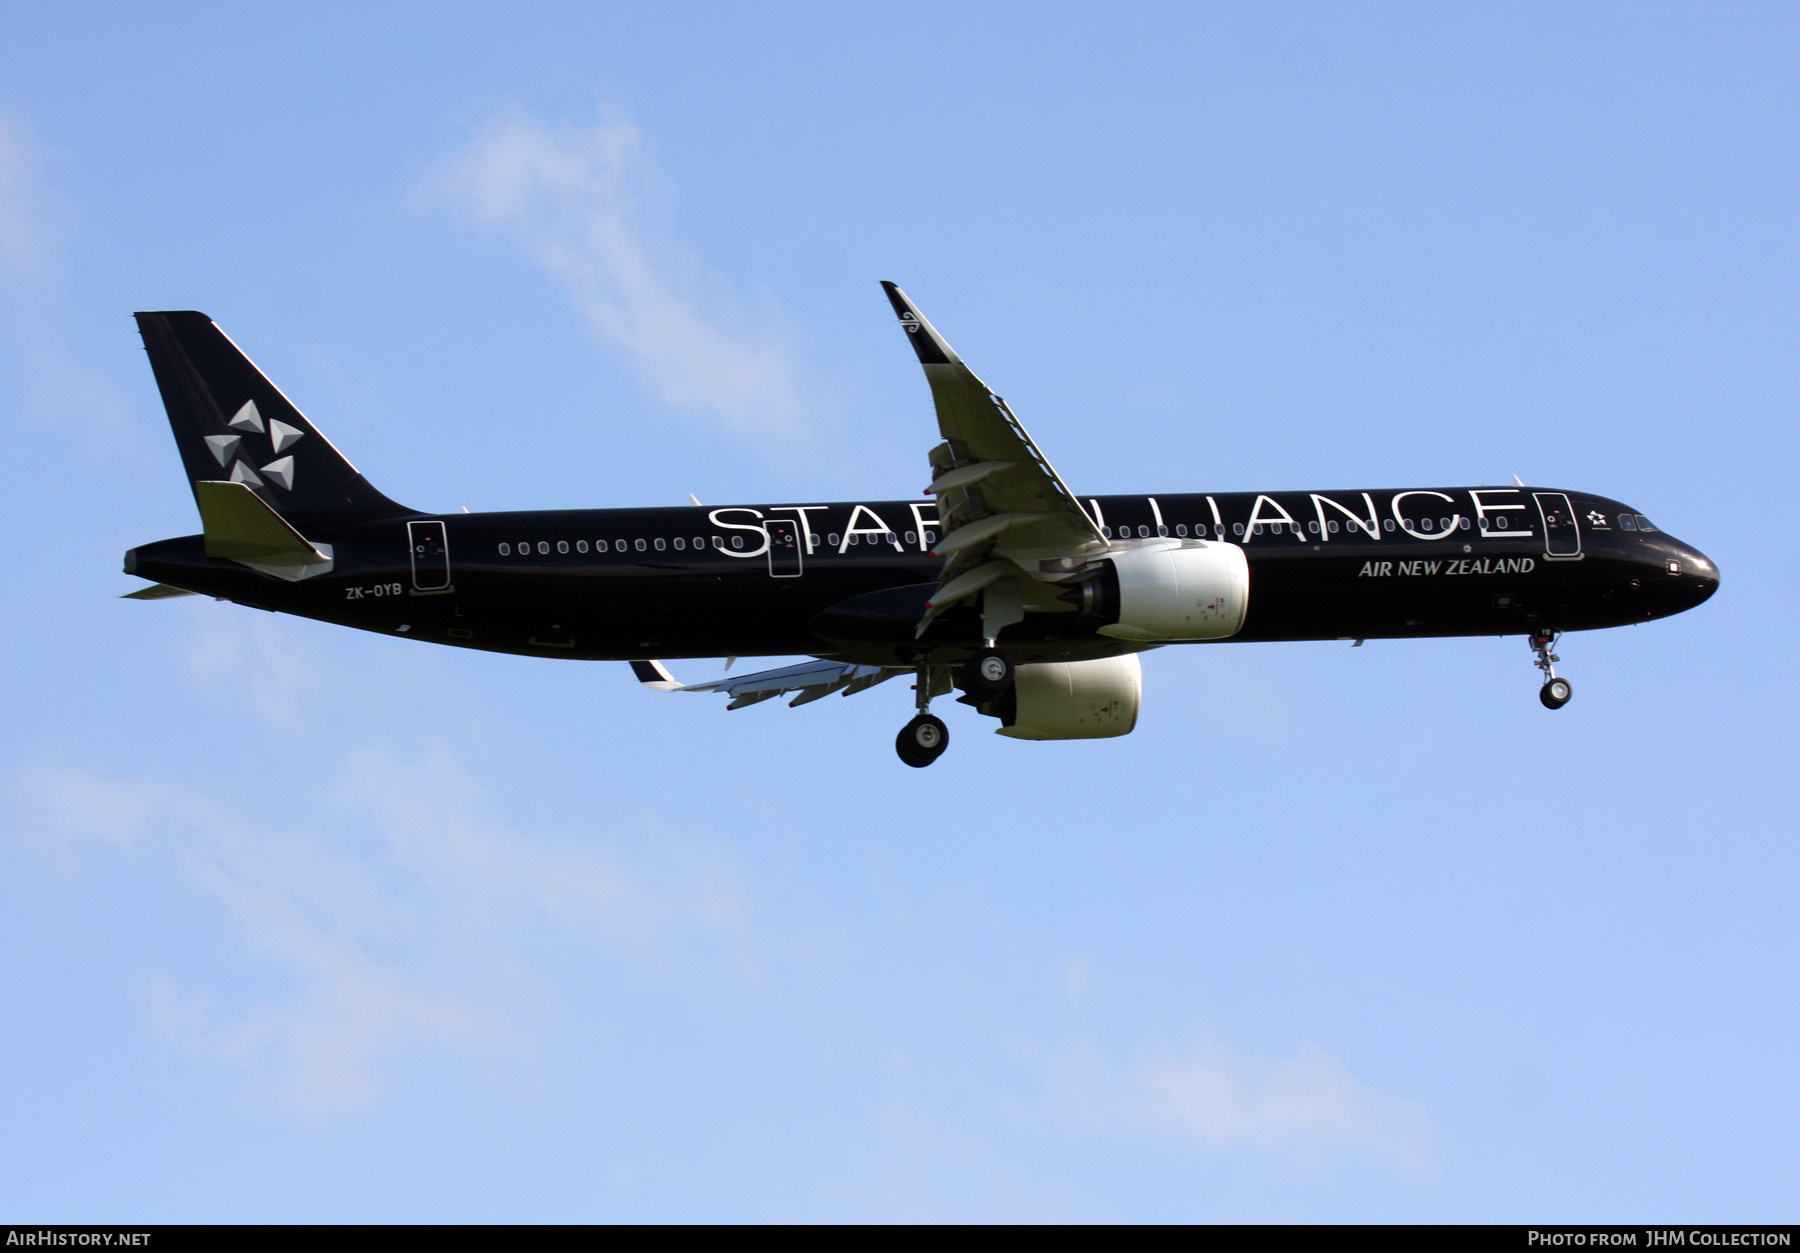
[661,658,907,709]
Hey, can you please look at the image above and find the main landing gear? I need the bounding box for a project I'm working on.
[894,646,1019,767]
[960,646,1015,700]
[897,663,950,768]
[1531,630,1573,710]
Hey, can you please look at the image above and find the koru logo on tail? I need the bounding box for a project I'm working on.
[898,311,922,334]
[200,400,305,491]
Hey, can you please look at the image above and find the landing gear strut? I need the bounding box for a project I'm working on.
[897,663,950,767]
[1531,630,1573,710]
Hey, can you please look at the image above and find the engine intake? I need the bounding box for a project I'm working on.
[1065,540,1249,641]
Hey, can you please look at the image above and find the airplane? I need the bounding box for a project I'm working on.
[122,283,1719,766]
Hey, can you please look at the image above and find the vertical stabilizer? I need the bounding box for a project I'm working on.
[135,311,413,525]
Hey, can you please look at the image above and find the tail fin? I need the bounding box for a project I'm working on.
[135,311,413,525]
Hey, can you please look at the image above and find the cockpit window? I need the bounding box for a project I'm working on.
[1635,514,1658,532]
[1619,514,1636,531]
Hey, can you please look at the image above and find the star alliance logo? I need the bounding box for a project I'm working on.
[202,399,304,491]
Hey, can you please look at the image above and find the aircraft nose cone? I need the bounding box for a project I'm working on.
[1674,544,1719,606]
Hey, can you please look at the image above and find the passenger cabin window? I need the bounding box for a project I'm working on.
[905,530,917,544]
[1384,519,1396,532]
[730,536,743,548]
[1175,524,1188,537]
[697,536,707,548]
[828,533,840,546]
[499,543,511,555]
[635,539,646,551]
[537,541,549,555]
[1459,517,1471,530]
[1620,514,1637,530]
[557,541,569,554]
[654,538,666,550]
[674,537,685,550]
[577,540,588,553]
[1232,522,1244,535]
[1328,521,1339,533]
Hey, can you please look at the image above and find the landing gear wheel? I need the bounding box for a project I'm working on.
[1528,630,1570,710]
[896,714,950,768]
[960,647,1015,701]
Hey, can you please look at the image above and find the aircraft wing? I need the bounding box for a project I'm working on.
[879,283,1104,634]
[638,658,907,709]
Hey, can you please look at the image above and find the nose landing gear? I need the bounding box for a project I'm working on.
[897,663,950,767]
[1531,630,1573,709]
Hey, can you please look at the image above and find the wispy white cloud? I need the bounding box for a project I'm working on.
[0,109,69,294]
[8,747,756,1117]
[1132,1037,1435,1173]
[0,107,127,425]
[1055,1030,1434,1175]
[420,110,813,445]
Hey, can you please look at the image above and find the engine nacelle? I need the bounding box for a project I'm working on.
[1070,540,1249,642]
[995,655,1142,741]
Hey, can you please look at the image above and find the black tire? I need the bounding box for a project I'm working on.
[1539,677,1573,710]
[959,647,1015,700]
[896,714,950,767]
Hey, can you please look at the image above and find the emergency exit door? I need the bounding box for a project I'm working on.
[765,518,803,578]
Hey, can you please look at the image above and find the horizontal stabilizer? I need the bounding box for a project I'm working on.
[121,583,198,600]
[195,481,330,566]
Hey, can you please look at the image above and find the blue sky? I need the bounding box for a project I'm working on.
[1,2,1795,1221]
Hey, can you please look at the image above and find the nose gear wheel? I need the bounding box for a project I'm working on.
[1530,630,1572,710]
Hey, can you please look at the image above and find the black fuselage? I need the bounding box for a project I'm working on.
[126,485,1718,667]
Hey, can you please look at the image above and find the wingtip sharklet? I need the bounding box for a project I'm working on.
[880,280,953,366]
[630,660,683,691]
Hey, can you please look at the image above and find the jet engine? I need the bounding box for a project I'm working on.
[993,654,1142,740]
[1065,540,1249,641]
